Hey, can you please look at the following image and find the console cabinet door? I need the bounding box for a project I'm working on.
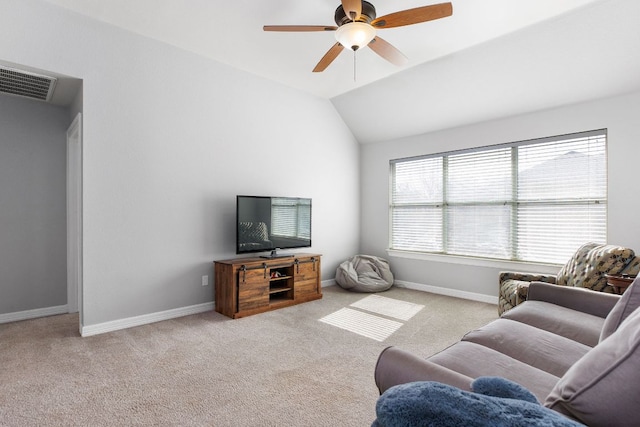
[238,268,269,311]
[295,258,320,297]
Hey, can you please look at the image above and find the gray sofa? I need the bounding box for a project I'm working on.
[374,279,640,426]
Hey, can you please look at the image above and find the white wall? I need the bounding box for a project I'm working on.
[0,95,69,314]
[0,0,360,329]
[361,91,640,298]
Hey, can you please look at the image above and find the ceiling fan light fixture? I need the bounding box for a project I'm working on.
[335,22,376,51]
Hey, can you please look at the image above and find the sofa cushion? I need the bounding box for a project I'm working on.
[428,341,560,403]
[462,318,591,377]
[600,280,640,342]
[501,300,604,347]
[545,307,640,426]
[556,242,635,292]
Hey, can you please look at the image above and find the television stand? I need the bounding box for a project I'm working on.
[214,253,322,319]
[260,249,294,259]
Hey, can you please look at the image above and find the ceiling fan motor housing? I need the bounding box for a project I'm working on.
[334,1,376,26]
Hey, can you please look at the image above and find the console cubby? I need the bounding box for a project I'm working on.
[268,265,294,303]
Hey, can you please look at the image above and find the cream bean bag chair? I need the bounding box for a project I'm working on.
[335,255,394,292]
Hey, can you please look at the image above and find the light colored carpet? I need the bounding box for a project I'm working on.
[350,294,424,321]
[0,286,497,426]
[319,307,405,342]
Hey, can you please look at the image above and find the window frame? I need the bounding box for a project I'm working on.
[388,129,608,265]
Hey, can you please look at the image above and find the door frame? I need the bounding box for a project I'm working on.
[67,113,83,328]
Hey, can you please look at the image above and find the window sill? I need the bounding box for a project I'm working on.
[386,249,561,273]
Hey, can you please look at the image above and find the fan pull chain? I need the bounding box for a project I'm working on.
[353,50,357,82]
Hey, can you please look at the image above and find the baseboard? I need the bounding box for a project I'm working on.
[0,305,69,324]
[80,302,214,337]
[394,280,498,305]
[81,281,336,337]
[321,279,337,287]
[36,281,490,336]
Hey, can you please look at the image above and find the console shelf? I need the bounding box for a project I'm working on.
[269,285,292,293]
[214,253,322,319]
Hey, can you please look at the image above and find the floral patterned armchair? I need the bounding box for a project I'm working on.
[498,242,640,315]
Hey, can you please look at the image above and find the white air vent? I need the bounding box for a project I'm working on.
[0,66,57,102]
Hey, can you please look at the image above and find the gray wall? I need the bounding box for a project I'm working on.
[0,94,70,313]
[0,0,360,329]
[361,90,640,299]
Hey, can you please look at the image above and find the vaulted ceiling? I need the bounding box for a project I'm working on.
[40,0,640,143]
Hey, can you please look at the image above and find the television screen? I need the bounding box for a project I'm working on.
[236,195,312,257]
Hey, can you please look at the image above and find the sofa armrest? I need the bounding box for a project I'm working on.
[527,281,620,318]
[374,346,473,395]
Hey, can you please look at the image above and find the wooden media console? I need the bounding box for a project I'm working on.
[214,253,322,319]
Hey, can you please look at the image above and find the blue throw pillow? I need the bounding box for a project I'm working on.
[372,377,584,427]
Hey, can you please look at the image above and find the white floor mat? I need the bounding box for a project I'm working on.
[318,308,403,342]
[350,294,424,321]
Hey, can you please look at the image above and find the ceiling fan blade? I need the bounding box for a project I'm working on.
[341,0,362,21]
[368,36,408,66]
[371,2,453,29]
[263,25,337,32]
[313,43,345,72]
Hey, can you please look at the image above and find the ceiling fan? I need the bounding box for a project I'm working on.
[264,1,453,72]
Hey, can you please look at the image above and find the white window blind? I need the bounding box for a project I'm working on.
[391,157,443,252]
[390,130,607,264]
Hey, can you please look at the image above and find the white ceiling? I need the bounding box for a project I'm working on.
[41,0,604,98]
[334,0,640,142]
[38,0,640,143]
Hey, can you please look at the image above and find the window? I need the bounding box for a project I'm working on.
[390,130,607,264]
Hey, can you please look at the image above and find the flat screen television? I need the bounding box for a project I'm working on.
[236,195,312,258]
